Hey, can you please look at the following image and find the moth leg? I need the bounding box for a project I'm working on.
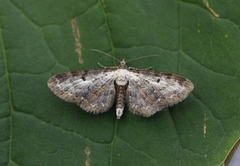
[97,63,118,69]
[129,66,152,70]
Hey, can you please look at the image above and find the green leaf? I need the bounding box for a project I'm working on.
[1,0,240,165]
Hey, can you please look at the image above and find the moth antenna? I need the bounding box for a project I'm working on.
[126,54,159,63]
[91,49,121,62]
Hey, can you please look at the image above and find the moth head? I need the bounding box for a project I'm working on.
[118,59,128,69]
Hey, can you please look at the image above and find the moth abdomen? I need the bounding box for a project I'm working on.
[116,85,127,119]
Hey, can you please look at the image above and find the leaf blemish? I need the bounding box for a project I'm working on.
[203,113,207,137]
[71,17,83,63]
[85,146,91,166]
[203,0,219,17]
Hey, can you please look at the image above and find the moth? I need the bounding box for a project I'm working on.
[48,51,194,119]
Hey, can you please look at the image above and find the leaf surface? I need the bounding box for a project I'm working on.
[1,0,240,165]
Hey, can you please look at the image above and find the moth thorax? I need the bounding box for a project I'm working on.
[115,69,129,85]
[116,85,127,119]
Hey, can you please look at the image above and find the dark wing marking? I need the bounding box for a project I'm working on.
[126,70,194,117]
[48,69,117,114]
